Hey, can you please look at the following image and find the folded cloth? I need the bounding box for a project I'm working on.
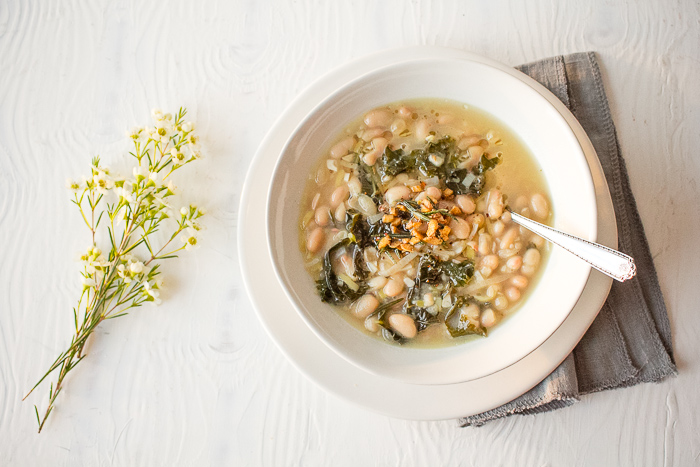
[459,52,677,427]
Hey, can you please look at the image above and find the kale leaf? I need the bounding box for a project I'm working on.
[376,146,414,179]
[439,260,475,287]
[315,239,367,305]
[372,136,500,198]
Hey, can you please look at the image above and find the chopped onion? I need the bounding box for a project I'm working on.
[462,172,476,187]
[332,230,349,243]
[338,273,359,292]
[368,213,384,224]
[379,252,418,277]
[357,195,377,216]
[423,176,440,186]
[461,274,509,295]
[327,159,338,172]
[347,195,360,210]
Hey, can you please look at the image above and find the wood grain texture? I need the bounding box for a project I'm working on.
[1,0,698,465]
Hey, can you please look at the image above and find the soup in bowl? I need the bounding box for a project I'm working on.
[267,58,596,385]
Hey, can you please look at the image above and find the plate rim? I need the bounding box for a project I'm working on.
[238,46,615,420]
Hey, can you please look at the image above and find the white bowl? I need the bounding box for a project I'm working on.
[266,56,597,386]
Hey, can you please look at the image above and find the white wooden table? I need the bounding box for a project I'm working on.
[2,1,698,465]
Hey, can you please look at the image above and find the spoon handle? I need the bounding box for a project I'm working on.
[508,210,636,282]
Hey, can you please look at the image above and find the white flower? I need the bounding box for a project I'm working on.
[180,229,199,251]
[181,121,194,133]
[153,193,171,210]
[153,120,174,144]
[93,171,114,193]
[180,206,188,216]
[66,178,81,192]
[146,171,160,188]
[185,219,205,232]
[143,281,161,305]
[81,276,96,288]
[127,126,144,141]
[129,261,144,274]
[151,108,164,121]
[133,166,147,183]
[118,186,135,204]
[170,148,187,167]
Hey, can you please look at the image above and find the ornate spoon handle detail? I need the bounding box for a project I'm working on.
[508,210,637,282]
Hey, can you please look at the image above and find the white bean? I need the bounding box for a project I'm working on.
[494,295,509,311]
[330,136,355,159]
[347,176,362,194]
[455,195,476,214]
[330,186,349,209]
[314,206,331,226]
[522,248,541,276]
[361,127,386,142]
[462,304,480,321]
[493,220,505,236]
[479,266,494,278]
[388,314,417,339]
[510,275,529,289]
[415,119,432,140]
[506,255,523,271]
[500,227,519,250]
[458,135,480,150]
[478,233,492,255]
[391,119,407,135]
[365,316,380,333]
[468,213,485,228]
[368,276,388,290]
[450,217,471,239]
[363,137,388,166]
[467,145,485,160]
[481,254,499,270]
[425,186,442,202]
[384,185,412,205]
[334,203,346,223]
[307,228,325,253]
[481,308,497,328]
[486,284,500,299]
[523,248,541,267]
[487,189,504,219]
[353,294,379,319]
[364,109,393,128]
[384,276,405,297]
[531,234,546,249]
[398,106,413,118]
[530,193,549,220]
[505,287,521,302]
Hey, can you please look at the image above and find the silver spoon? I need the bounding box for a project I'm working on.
[507,209,636,282]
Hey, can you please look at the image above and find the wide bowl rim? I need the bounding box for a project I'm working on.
[265,54,597,386]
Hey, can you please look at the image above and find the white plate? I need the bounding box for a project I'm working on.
[238,47,615,420]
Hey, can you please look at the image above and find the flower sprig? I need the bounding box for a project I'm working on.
[25,108,205,433]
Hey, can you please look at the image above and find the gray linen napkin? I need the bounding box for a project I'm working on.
[459,52,677,427]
